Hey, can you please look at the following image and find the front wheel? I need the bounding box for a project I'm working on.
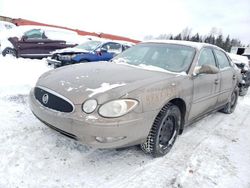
[141,103,181,157]
[221,87,239,114]
[2,47,17,57]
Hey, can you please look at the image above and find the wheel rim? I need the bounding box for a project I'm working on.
[6,49,16,56]
[158,115,177,150]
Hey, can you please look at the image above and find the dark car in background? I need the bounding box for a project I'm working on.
[228,53,250,96]
[47,40,133,68]
[0,26,87,58]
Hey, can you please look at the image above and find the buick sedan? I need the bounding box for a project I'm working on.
[29,40,239,157]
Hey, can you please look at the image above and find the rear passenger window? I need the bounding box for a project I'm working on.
[198,48,217,67]
[24,29,44,39]
[214,50,231,69]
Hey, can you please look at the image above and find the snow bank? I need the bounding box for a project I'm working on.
[228,53,249,67]
[0,55,50,97]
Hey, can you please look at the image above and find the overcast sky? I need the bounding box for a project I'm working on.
[0,0,249,44]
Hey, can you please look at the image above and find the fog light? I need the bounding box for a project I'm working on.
[95,136,126,143]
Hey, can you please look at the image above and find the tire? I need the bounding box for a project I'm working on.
[221,87,239,114]
[2,47,17,57]
[239,86,248,96]
[141,103,181,157]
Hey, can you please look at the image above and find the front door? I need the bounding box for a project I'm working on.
[18,29,71,57]
[188,48,220,121]
[18,29,47,57]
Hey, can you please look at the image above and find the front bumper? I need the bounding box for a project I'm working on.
[29,88,156,149]
[47,57,62,67]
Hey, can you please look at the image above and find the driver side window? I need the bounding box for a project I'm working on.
[198,48,217,67]
[102,43,122,53]
[24,29,46,40]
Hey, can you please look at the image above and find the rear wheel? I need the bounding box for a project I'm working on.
[221,87,238,114]
[141,103,181,157]
[2,47,17,57]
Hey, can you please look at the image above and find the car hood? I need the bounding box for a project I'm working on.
[52,47,90,54]
[37,62,183,104]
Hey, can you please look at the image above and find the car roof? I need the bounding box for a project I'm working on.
[142,40,221,50]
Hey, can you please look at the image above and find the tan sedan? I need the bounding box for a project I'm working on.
[29,40,239,157]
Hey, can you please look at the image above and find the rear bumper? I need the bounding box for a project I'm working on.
[29,88,155,149]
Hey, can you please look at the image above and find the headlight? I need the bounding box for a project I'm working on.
[98,99,138,118]
[82,99,97,113]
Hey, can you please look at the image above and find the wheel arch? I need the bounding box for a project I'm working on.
[165,98,186,134]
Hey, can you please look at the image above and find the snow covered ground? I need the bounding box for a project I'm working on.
[0,55,250,188]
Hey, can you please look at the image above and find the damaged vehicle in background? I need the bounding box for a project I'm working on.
[0,26,89,58]
[228,53,250,96]
[47,40,133,68]
[29,40,239,157]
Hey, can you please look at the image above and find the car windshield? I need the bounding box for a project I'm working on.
[76,41,102,51]
[112,43,196,73]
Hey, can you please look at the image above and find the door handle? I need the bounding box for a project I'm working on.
[38,42,44,45]
[214,79,219,85]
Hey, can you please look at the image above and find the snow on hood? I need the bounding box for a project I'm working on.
[37,62,179,104]
[51,47,90,54]
[86,83,126,97]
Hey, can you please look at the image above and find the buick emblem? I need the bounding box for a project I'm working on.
[42,93,49,104]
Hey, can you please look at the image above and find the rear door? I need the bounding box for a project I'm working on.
[213,49,236,108]
[188,48,220,120]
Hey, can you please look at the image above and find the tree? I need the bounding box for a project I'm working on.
[181,27,192,41]
[156,34,169,40]
[142,27,244,51]
[190,33,201,42]
[204,35,215,44]
[174,33,182,40]
[143,35,154,40]
[223,35,231,52]
[215,34,223,48]
[231,39,241,47]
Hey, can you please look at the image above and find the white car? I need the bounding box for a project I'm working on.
[0,21,16,31]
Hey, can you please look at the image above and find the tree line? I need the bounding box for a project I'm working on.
[144,27,246,52]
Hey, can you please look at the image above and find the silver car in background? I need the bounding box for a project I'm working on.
[29,40,239,157]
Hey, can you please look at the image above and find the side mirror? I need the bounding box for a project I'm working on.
[196,64,219,75]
